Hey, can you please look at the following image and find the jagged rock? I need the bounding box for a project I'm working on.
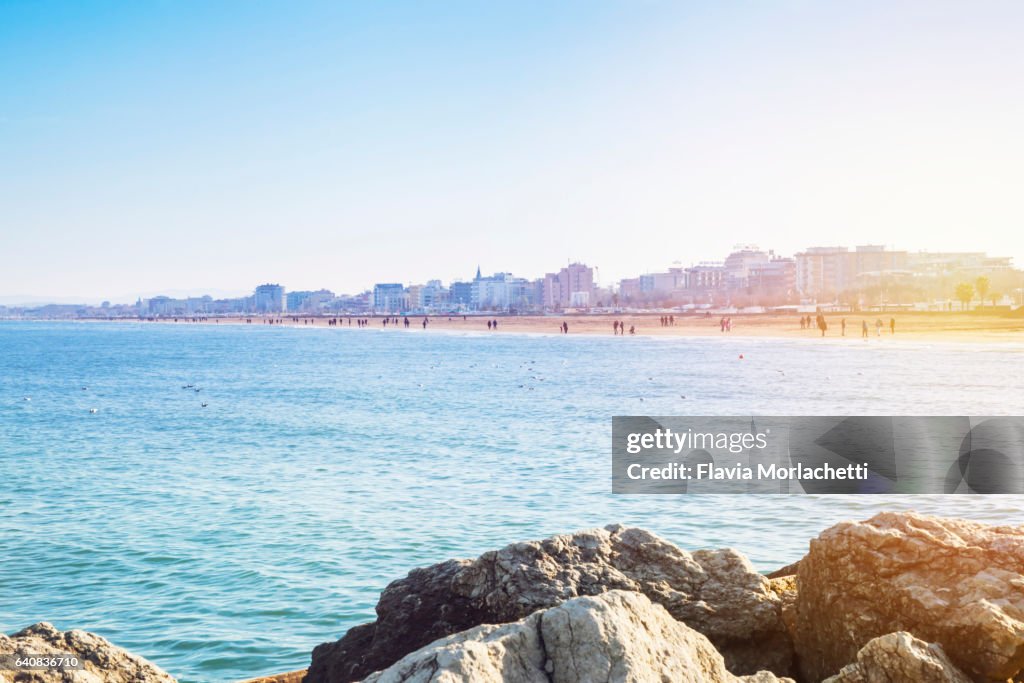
[823,632,971,683]
[242,672,307,683]
[361,590,792,683]
[307,525,792,682]
[793,512,1024,682]
[768,576,799,647]
[766,561,800,579]
[0,622,175,683]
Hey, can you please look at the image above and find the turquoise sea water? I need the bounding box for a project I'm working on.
[1,321,1022,682]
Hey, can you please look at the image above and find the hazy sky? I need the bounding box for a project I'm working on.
[2,1,1023,302]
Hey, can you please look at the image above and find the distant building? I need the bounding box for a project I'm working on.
[796,246,908,301]
[286,289,334,313]
[746,257,797,304]
[542,263,595,309]
[907,251,1013,277]
[418,280,448,310]
[254,283,286,313]
[449,281,473,307]
[471,272,533,311]
[723,246,772,290]
[373,283,406,312]
[147,295,214,316]
[618,277,643,303]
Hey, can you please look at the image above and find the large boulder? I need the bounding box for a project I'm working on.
[361,590,792,683]
[0,622,175,683]
[793,512,1024,682]
[823,632,971,683]
[307,525,792,682]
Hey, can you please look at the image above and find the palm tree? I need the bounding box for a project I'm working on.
[955,282,975,311]
[975,276,991,308]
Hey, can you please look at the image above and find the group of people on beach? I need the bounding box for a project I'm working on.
[659,315,675,327]
[801,315,896,338]
[486,319,499,330]
[719,317,733,332]
[611,321,634,335]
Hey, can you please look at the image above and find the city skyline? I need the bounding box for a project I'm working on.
[3,241,1017,312]
[4,1,1024,299]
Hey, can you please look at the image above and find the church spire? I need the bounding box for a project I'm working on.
[475,265,482,280]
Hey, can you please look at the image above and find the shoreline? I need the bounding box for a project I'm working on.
[5,311,1023,344]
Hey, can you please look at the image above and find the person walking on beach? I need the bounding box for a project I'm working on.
[562,321,569,334]
[890,317,895,334]
[629,325,635,335]
[817,314,827,337]
[613,320,619,334]
[492,319,498,330]
[862,320,869,338]
[487,320,492,330]
[875,318,883,336]
[841,318,846,336]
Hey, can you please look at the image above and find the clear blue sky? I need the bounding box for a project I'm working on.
[2,1,1023,302]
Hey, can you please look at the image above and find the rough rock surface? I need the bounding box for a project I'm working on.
[361,590,791,683]
[0,622,175,683]
[306,525,791,682]
[242,672,307,683]
[766,561,800,580]
[823,632,971,683]
[793,512,1024,682]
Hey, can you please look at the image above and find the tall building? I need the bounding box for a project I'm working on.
[683,263,727,302]
[746,257,797,303]
[723,246,772,290]
[471,272,533,311]
[373,283,406,312]
[796,246,909,301]
[542,263,595,309]
[253,284,286,312]
[449,281,473,307]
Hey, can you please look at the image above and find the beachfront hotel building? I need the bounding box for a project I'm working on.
[470,272,535,311]
[796,246,912,302]
[286,289,334,313]
[254,284,286,313]
[372,283,406,313]
[541,263,595,310]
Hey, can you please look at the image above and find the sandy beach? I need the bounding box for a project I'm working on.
[112,311,1024,344]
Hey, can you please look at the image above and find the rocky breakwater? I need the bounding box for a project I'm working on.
[305,524,793,683]
[362,590,791,683]
[308,513,1024,683]
[793,511,1024,682]
[8,512,1023,682]
[0,622,175,683]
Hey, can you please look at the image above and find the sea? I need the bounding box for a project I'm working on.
[1,321,1022,682]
